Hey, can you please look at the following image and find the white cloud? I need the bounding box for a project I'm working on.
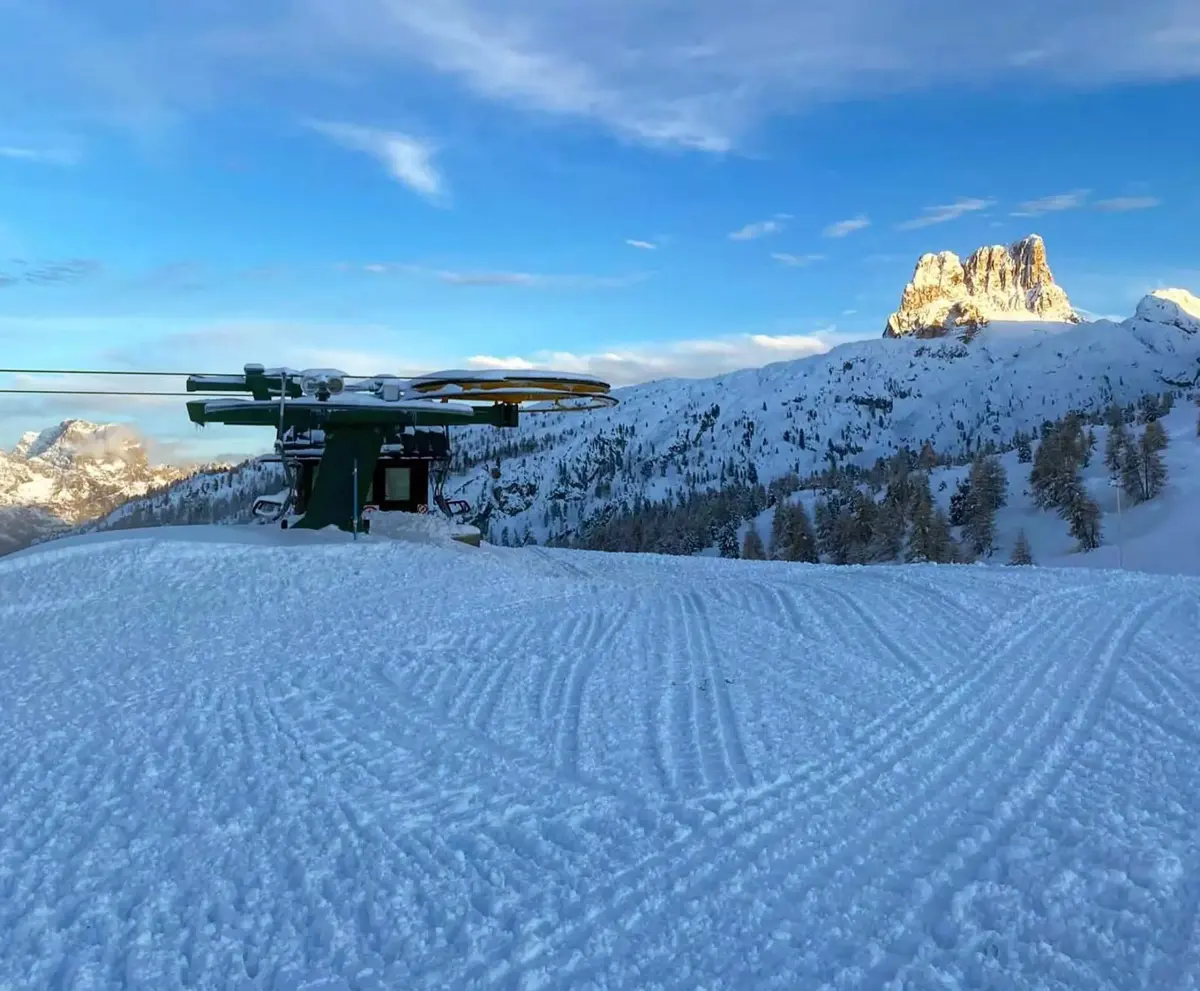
[360,262,645,288]
[466,329,849,385]
[823,215,870,237]
[770,252,824,266]
[1011,189,1089,216]
[4,2,1200,153]
[1094,196,1162,211]
[305,121,445,201]
[896,197,994,230]
[730,215,790,240]
[625,239,657,250]
[0,145,78,165]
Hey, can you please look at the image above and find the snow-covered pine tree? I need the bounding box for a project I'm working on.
[1120,440,1146,503]
[785,502,820,563]
[948,476,972,527]
[868,496,905,561]
[1009,529,1034,565]
[1031,416,1085,510]
[1139,420,1168,500]
[929,507,956,563]
[741,526,767,560]
[963,454,1007,557]
[716,518,740,558]
[768,501,790,559]
[904,480,953,563]
[1059,481,1102,551]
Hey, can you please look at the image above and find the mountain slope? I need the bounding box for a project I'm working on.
[448,291,1200,544]
[732,397,1199,575]
[1,528,1197,988]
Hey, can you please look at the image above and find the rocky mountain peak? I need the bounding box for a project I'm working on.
[12,419,147,468]
[1,420,189,554]
[884,234,1080,339]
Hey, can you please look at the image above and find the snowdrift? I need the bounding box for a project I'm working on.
[2,532,1199,989]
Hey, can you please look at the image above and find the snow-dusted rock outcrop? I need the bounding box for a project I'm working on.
[884,234,1079,339]
[0,421,191,554]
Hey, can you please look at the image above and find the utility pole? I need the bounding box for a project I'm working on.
[352,458,359,540]
[1109,476,1122,568]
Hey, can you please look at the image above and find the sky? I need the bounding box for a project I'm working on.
[1,0,1198,460]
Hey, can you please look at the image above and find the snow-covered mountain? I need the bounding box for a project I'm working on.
[883,234,1079,338]
[446,286,1200,545]
[0,421,193,554]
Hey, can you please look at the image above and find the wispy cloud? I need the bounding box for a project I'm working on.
[0,258,101,288]
[136,261,208,292]
[465,329,855,385]
[771,252,824,267]
[4,2,1200,154]
[1011,189,1090,216]
[625,239,657,250]
[1094,196,1162,211]
[0,145,79,166]
[357,262,644,289]
[730,214,791,241]
[305,121,445,201]
[823,215,870,237]
[896,197,994,230]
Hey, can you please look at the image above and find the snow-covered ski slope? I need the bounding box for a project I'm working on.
[2,529,1200,990]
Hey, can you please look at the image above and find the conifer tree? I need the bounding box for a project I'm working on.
[1120,440,1146,503]
[963,454,1007,557]
[1016,435,1033,464]
[813,497,839,562]
[904,484,954,563]
[869,496,905,562]
[904,493,934,563]
[1104,418,1128,478]
[741,526,767,560]
[917,441,939,470]
[949,476,972,527]
[717,518,740,558]
[1140,420,1168,500]
[1031,417,1085,510]
[783,502,820,563]
[1143,417,1168,453]
[1059,482,1102,551]
[1009,528,1034,565]
[768,502,791,560]
[929,507,956,563]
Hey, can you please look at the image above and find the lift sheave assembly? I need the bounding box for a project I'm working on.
[185,364,616,533]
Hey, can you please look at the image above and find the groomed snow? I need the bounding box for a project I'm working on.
[2,532,1199,989]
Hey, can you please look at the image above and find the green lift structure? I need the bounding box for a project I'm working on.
[185,364,616,535]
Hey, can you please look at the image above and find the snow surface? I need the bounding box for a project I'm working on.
[2,530,1199,989]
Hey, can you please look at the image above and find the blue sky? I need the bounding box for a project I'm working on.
[1,0,1198,459]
